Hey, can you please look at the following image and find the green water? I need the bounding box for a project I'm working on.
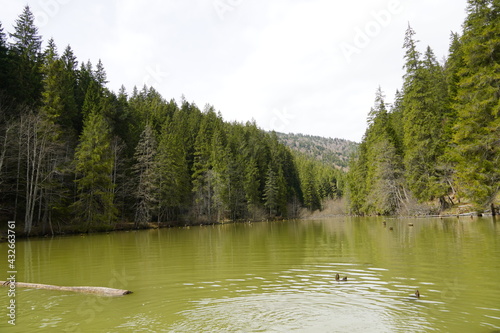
[1,217,499,332]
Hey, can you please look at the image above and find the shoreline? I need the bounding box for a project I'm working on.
[2,211,497,243]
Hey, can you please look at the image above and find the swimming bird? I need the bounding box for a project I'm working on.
[414,290,420,298]
[342,276,347,281]
[335,273,340,281]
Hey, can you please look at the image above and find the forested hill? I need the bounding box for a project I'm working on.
[347,0,499,216]
[0,6,343,235]
[275,132,357,170]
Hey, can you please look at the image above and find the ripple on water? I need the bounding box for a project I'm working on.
[169,291,431,332]
[167,264,434,332]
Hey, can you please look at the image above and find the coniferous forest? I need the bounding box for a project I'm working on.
[0,6,342,234]
[347,1,499,216]
[1,1,499,236]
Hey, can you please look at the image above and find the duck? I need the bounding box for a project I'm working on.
[342,276,348,281]
[414,289,420,298]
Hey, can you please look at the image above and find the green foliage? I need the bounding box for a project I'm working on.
[1,6,347,232]
[348,88,405,215]
[452,0,500,209]
[3,1,499,233]
[73,111,117,230]
[0,22,11,97]
[348,3,500,215]
[156,117,191,221]
[263,164,279,217]
[41,39,78,133]
[8,5,43,106]
[133,123,158,226]
[402,29,452,202]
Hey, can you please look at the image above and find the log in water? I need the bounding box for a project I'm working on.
[1,280,132,296]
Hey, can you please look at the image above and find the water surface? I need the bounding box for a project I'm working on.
[1,217,499,332]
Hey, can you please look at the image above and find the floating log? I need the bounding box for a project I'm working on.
[1,281,132,296]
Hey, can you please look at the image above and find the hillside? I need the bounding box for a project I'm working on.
[275,132,358,170]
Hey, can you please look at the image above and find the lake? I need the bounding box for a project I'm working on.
[1,217,499,332]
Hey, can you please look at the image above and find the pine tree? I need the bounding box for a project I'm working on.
[133,123,158,226]
[60,45,79,131]
[95,59,108,87]
[402,26,451,202]
[210,127,230,221]
[191,107,220,220]
[156,119,190,221]
[73,111,116,230]
[0,22,10,97]
[42,39,68,125]
[301,162,320,211]
[263,164,279,217]
[348,88,406,215]
[453,0,500,210]
[9,5,43,106]
[244,157,261,218]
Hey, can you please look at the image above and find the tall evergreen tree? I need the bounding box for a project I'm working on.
[9,5,43,106]
[263,164,279,217]
[155,116,191,221]
[0,22,10,98]
[40,38,77,131]
[244,157,261,218]
[348,88,406,215]
[133,123,158,226]
[453,0,500,210]
[402,26,451,202]
[73,111,116,230]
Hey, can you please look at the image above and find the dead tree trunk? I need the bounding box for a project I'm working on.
[1,281,132,296]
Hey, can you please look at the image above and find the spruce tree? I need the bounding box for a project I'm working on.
[244,157,261,218]
[0,22,10,97]
[133,123,159,226]
[453,0,500,209]
[156,119,190,221]
[9,5,43,106]
[263,164,279,217]
[402,26,451,202]
[73,111,116,230]
[41,38,76,130]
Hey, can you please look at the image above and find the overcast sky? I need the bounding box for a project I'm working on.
[1,0,468,142]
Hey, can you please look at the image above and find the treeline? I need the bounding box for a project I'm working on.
[347,0,499,215]
[0,6,342,234]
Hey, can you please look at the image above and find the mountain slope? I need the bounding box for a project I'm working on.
[275,132,358,170]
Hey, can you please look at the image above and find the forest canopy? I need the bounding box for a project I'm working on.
[0,6,342,234]
[347,0,499,216]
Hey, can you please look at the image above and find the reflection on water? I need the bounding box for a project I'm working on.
[0,217,499,332]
